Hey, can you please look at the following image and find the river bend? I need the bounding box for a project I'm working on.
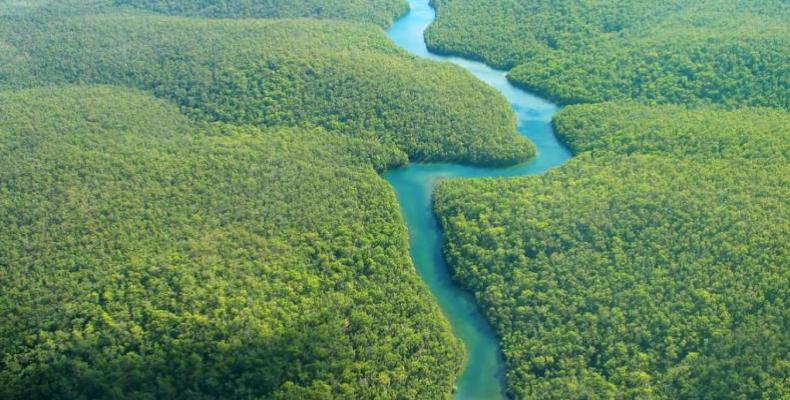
[384,1,573,398]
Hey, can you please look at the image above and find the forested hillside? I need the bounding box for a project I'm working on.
[435,104,789,398]
[427,0,789,107]
[428,2,789,397]
[0,0,407,26]
[553,103,789,161]
[3,1,787,399]
[117,0,408,27]
[0,0,105,16]
[0,14,532,165]
[0,86,463,399]
[436,156,788,399]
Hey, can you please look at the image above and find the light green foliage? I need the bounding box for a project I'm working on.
[427,0,789,107]
[435,104,789,399]
[116,0,409,27]
[0,86,463,399]
[0,14,533,166]
[0,5,533,398]
[0,0,407,26]
[554,102,790,161]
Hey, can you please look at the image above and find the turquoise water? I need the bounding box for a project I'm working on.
[384,1,573,398]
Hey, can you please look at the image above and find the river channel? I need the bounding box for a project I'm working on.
[384,1,573,398]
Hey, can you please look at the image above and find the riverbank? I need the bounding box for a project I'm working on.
[384,1,572,398]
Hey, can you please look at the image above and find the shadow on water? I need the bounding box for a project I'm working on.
[383,0,573,398]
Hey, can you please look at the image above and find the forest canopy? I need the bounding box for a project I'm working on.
[428,3,789,396]
[0,4,545,397]
[426,0,789,107]
[434,104,789,399]
[0,14,533,166]
[0,86,463,399]
[553,102,790,162]
[0,0,408,26]
[116,0,409,27]
[3,1,787,399]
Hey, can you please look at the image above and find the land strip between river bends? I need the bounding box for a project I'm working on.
[0,2,536,397]
[410,0,789,398]
[385,1,572,398]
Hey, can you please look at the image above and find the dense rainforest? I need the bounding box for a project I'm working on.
[435,103,790,399]
[436,154,788,399]
[116,0,408,27]
[0,86,463,399]
[0,0,407,26]
[427,1,789,398]
[426,0,789,107]
[0,2,537,398]
[2,0,788,399]
[553,103,789,161]
[0,14,532,165]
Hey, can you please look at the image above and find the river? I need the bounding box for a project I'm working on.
[383,0,573,398]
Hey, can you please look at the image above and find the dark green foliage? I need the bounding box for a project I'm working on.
[428,3,788,396]
[0,86,463,399]
[434,105,789,399]
[0,14,533,166]
[0,6,534,398]
[427,0,789,107]
[117,0,409,27]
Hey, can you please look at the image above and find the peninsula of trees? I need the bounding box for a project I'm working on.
[427,0,789,107]
[0,2,533,397]
[430,1,788,398]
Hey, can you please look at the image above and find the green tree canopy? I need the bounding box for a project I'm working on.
[427,0,789,107]
[0,86,463,399]
[435,104,789,399]
[0,14,533,166]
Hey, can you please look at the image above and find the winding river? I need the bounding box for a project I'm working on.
[384,1,573,398]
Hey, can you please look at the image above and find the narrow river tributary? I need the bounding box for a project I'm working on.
[384,1,573,398]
